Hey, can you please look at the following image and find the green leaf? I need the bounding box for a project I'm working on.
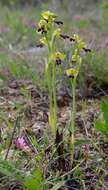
[0,159,24,181]
[94,120,108,136]
[24,168,43,190]
[51,180,65,190]
[75,138,90,146]
[101,101,108,124]
[100,2,108,10]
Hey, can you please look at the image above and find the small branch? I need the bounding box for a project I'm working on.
[5,118,19,160]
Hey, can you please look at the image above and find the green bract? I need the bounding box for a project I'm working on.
[52,28,61,39]
[40,37,47,46]
[77,40,86,50]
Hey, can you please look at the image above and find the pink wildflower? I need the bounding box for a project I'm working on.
[22,16,30,26]
[83,144,90,152]
[31,22,36,29]
[0,27,10,33]
[14,136,29,151]
[73,15,82,21]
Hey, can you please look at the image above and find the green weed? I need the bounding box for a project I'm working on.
[94,100,108,137]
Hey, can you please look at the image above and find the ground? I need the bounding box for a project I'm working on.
[0,1,108,190]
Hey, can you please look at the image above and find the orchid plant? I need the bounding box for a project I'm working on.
[37,11,91,164]
[37,11,65,138]
[66,34,91,162]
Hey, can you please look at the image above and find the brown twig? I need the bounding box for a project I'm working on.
[5,118,20,160]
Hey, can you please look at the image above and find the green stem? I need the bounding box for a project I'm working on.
[47,64,54,133]
[49,75,53,123]
[52,61,57,135]
[70,78,76,163]
[50,36,57,137]
[46,37,57,137]
[45,55,53,132]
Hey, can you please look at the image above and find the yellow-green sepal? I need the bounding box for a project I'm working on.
[41,11,57,21]
[66,68,78,78]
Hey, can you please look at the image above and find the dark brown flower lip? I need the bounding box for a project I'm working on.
[56,58,62,65]
[71,60,76,64]
[36,43,45,48]
[38,27,42,32]
[42,29,47,34]
[68,75,74,79]
[83,47,92,52]
[70,37,76,42]
[60,33,70,39]
[54,20,63,25]
[37,27,47,34]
